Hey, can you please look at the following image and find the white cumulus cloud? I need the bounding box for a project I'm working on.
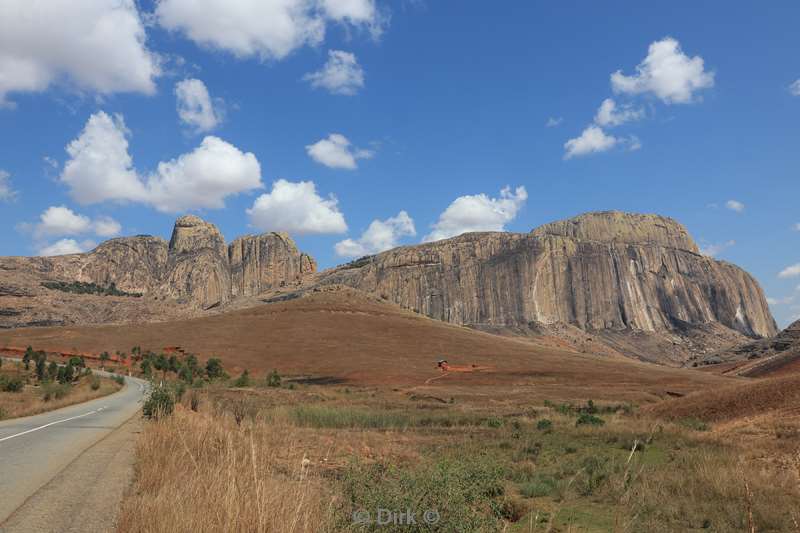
[611,37,714,104]
[779,263,800,279]
[146,137,262,213]
[306,133,373,169]
[594,98,644,127]
[60,112,147,205]
[335,211,415,257]
[424,186,527,242]
[0,170,17,201]
[156,0,380,61]
[38,238,97,257]
[545,117,563,128]
[31,206,122,239]
[247,179,347,235]
[59,111,263,213]
[790,80,800,96]
[564,125,618,159]
[0,0,159,106]
[725,199,745,213]
[304,50,364,95]
[175,78,224,133]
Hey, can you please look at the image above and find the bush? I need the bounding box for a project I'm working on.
[340,456,506,531]
[266,369,281,388]
[536,419,553,431]
[679,417,709,431]
[114,374,125,385]
[486,417,504,428]
[520,474,557,498]
[143,386,174,419]
[41,280,141,297]
[233,370,251,388]
[205,358,226,380]
[42,382,71,401]
[0,375,24,392]
[575,414,605,427]
[90,376,101,390]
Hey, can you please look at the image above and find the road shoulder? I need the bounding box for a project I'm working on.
[1,413,141,533]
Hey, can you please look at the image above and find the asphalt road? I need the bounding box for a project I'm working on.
[0,373,147,526]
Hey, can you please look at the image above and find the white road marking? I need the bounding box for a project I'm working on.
[0,409,100,443]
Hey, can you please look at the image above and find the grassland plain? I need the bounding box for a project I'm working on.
[117,380,800,532]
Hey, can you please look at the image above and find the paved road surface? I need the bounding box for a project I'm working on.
[0,374,147,527]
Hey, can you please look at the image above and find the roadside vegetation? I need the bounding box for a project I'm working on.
[0,347,123,420]
[118,369,800,532]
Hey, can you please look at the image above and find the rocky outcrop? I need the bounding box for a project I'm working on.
[229,232,316,298]
[160,216,231,308]
[696,320,800,375]
[317,211,777,363]
[0,215,315,327]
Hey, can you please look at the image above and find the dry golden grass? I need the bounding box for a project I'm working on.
[0,364,122,420]
[117,384,800,532]
[117,402,338,533]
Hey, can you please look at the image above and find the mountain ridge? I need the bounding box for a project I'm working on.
[0,210,777,364]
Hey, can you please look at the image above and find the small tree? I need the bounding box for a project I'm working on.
[205,358,225,380]
[35,352,48,381]
[234,370,251,387]
[22,346,34,370]
[47,361,59,381]
[99,351,110,369]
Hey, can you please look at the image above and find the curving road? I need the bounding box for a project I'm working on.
[0,372,147,526]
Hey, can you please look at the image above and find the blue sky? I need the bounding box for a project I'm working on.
[0,1,798,326]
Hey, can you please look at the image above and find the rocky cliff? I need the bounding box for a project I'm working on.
[0,216,315,327]
[317,211,777,363]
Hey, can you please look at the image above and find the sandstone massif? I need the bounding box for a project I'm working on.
[0,211,778,365]
[0,215,315,327]
[317,211,777,363]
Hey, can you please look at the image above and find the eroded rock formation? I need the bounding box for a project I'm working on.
[0,216,315,326]
[317,211,777,362]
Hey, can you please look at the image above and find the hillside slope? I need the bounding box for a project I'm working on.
[0,287,731,401]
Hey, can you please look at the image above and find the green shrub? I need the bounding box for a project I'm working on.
[537,419,553,431]
[486,417,504,428]
[678,417,709,431]
[41,280,141,297]
[90,376,101,390]
[233,370,251,387]
[519,474,557,498]
[143,385,174,419]
[575,414,605,427]
[266,369,281,388]
[113,374,125,385]
[205,358,226,380]
[41,382,71,401]
[340,456,506,531]
[0,375,24,392]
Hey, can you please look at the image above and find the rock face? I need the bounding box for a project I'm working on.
[318,211,777,363]
[0,216,316,327]
[229,232,316,298]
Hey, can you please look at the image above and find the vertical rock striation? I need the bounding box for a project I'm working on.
[317,211,777,361]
